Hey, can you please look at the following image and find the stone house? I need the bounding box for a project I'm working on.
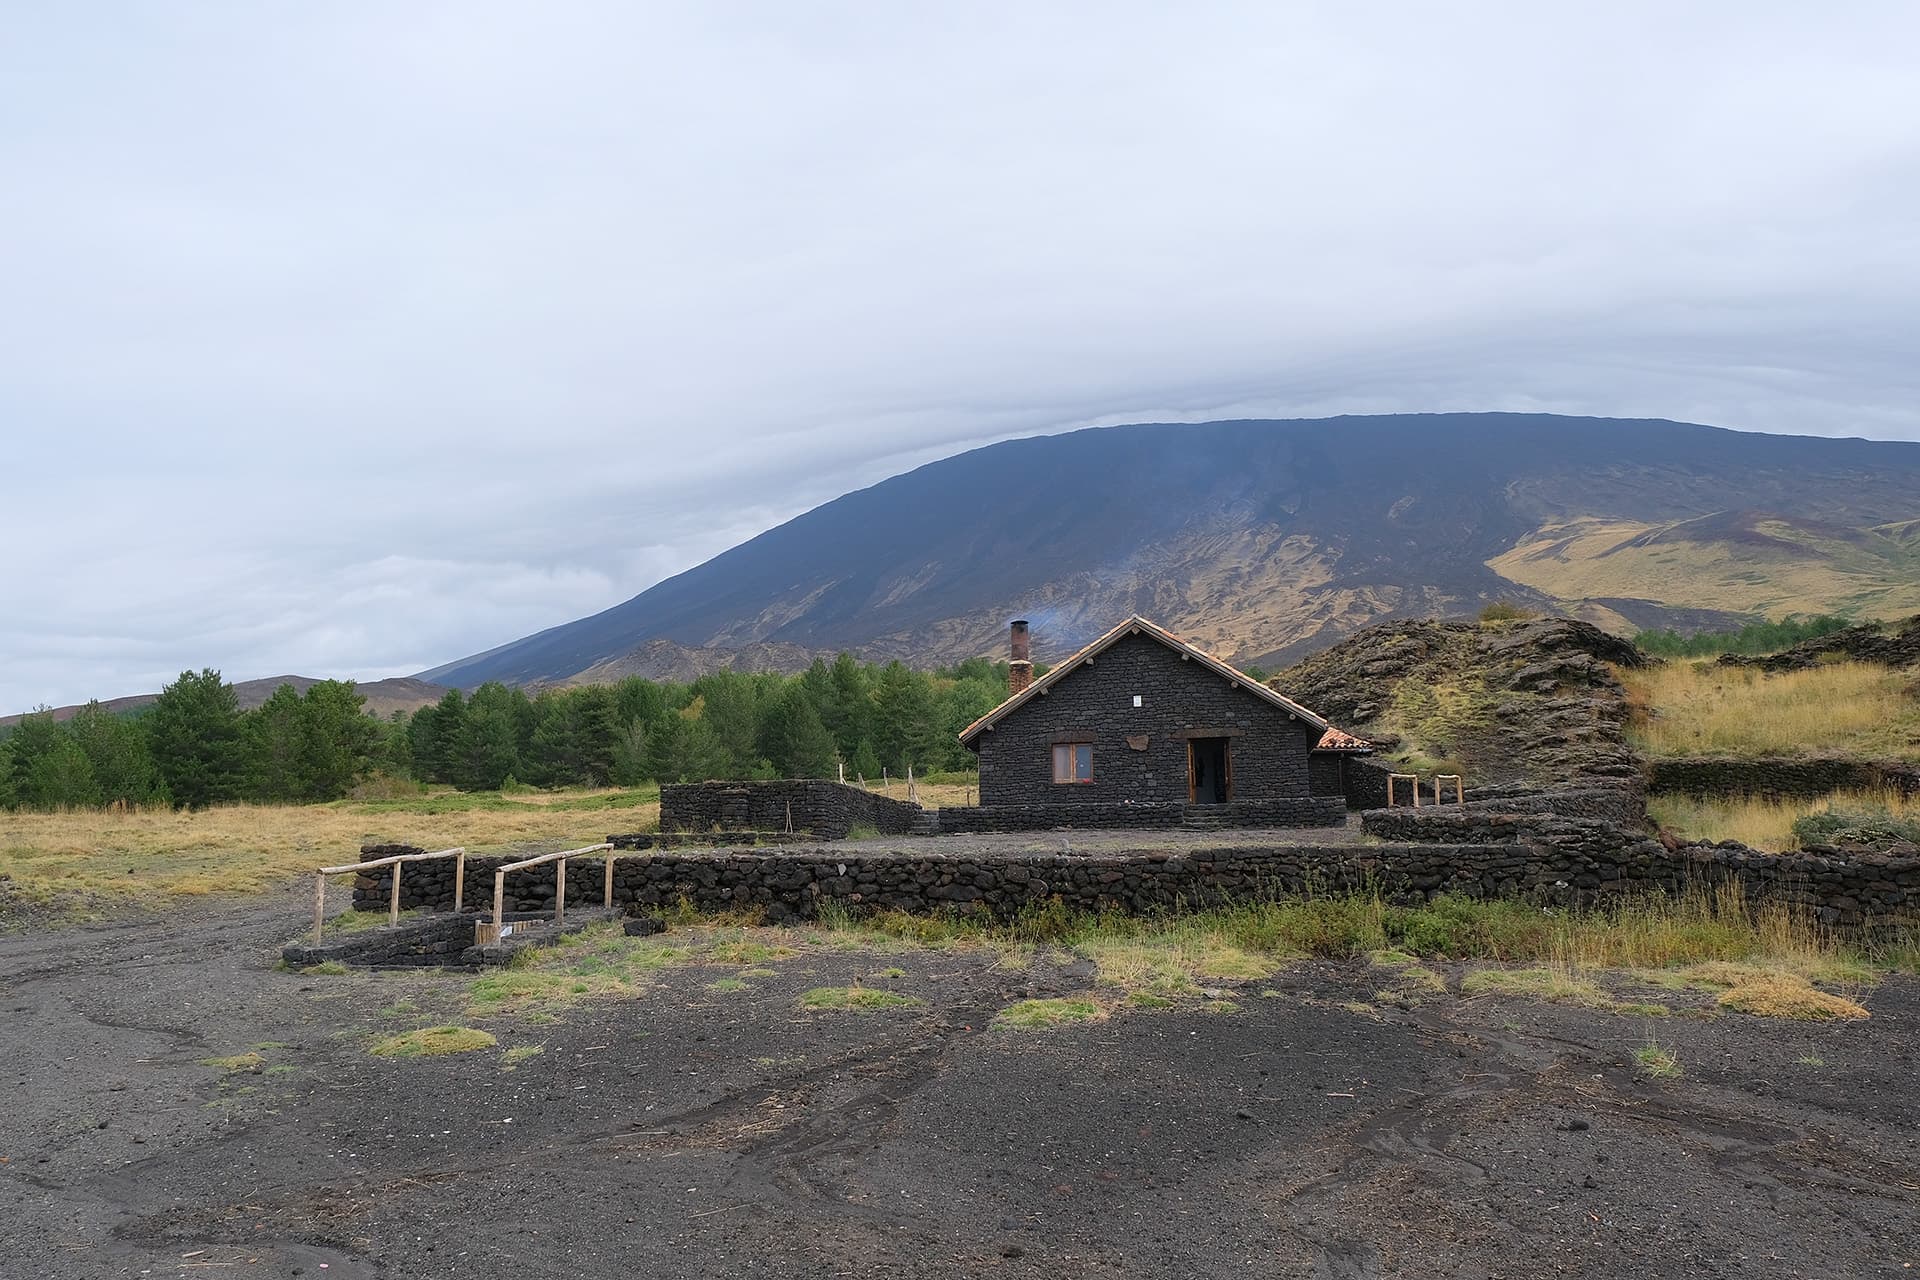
[958,616,1371,811]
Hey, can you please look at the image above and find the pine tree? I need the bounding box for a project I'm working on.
[610,717,651,786]
[246,684,308,802]
[68,702,167,807]
[763,685,837,778]
[419,689,468,784]
[298,680,378,800]
[872,662,937,773]
[824,653,872,757]
[22,733,99,809]
[146,670,244,809]
[573,686,620,785]
[664,714,731,783]
[455,684,522,791]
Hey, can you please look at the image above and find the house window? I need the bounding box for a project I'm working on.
[1053,743,1093,784]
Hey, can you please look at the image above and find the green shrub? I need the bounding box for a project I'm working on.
[1792,804,1920,848]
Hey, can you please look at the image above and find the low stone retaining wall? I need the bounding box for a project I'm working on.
[935,796,1346,833]
[350,851,622,916]
[1648,756,1920,801]
[282,907,622,969]
[1360,807,1918,931]
[609,831,817,850]
[660,780,924,838]
[614,842,1519,920]
[1412,786,1647,825]
[282,912,482,968]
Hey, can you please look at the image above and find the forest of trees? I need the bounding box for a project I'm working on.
[0,655,1011,811]
[1633,614,1859,659]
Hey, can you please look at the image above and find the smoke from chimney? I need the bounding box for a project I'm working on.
[1008,619,1032,695]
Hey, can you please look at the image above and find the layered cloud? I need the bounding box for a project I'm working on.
[3,3,1917,709]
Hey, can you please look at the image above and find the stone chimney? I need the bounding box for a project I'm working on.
[1008,619,1033,695]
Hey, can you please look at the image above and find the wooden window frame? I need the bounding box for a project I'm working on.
[1052,742,1094,784]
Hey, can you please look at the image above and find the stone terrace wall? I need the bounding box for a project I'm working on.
[659,780,923,838]
[282,911,481,968]
[351,850,621,916]
[935,796,1346,834]
[1648,756,1920,801]
[1361,808,1918,932]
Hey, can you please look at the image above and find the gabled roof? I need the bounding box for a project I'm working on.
[958,615,1332,746]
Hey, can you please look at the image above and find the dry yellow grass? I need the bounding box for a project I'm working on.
[1622,660,1920,760]
[0,790,657,905]
[852,778,978,808]
[1649,789,1920,851]
[1716,975,1870,1021]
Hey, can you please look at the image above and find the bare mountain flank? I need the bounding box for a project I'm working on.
[418,414,1920,690]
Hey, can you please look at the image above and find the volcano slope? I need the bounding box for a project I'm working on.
[1,892,1915,1279]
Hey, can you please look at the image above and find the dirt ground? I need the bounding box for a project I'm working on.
[2,890,1916,1279]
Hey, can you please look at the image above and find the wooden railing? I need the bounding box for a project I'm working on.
[1386,773,1466,807]
[310,847,466,944]
[482,843,614,945]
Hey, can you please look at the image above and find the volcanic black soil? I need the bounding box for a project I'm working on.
[1,892,1915,1279]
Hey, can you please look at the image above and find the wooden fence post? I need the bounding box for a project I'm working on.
[389,861,403,925]
[556,857,568,925]
[603,853,616,908]
[312,873,326,944]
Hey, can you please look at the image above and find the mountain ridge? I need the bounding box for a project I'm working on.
[418,413,1920,688]
[1,675,452,728]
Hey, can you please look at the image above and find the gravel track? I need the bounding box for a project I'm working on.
[2,890,1915,1278]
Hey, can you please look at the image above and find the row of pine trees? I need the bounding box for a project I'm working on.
[0,655,1010,811]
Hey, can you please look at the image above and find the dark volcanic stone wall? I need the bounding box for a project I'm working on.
[974,631,1323,806]
[282,911,480,968]
[1648,756,1920,801]
[1359,808,1918,931]
[347,828,1915,934]
[935,796,1346,834]
[659,780,924,838]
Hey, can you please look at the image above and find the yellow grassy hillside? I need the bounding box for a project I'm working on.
[1622,661,1920,760]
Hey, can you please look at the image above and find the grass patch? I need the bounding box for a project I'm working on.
[1623,660,1920,760]
[370,1025,498,1058]
[200,1051,266,1073]
[706,977,748,993]
[797,986,921,1012]
[993,997,1106,1029]
[1461,966,1615,1008]
[705,940,797,965]
[1125,991,1176,1009]
[500,1044,545,1070]
[301,961,349,976]
[1634,1040,1683,1078]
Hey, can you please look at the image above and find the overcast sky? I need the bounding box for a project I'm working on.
[3,3,1917,712]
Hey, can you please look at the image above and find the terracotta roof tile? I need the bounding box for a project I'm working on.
[1314,727,1374,752]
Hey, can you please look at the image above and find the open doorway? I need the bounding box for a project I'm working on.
[1187,737,1231,804]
